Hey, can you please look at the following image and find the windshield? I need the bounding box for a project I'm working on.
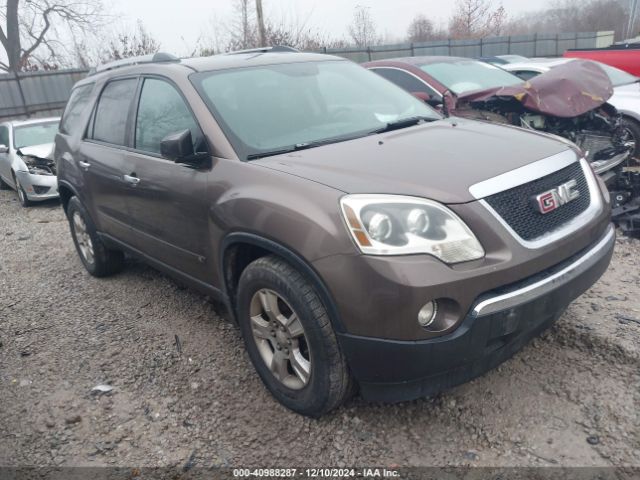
[191,60,440,159]
[420,60,522,95]
[594,62,638,87]
[13,121,59,149]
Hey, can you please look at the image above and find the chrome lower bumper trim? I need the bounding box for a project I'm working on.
[473,225,615,317]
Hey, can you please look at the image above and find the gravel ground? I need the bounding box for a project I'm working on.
[0,188,639,469]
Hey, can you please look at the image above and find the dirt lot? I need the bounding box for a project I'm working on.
[0,188,638,469]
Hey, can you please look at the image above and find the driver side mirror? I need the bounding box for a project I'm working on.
[161,129,194,161]
[0,144,8,154]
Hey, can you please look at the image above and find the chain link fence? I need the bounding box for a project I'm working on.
[0,69,88,121]
[316,31,615,63]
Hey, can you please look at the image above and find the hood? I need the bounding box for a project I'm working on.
[457,60,614,118]
[254,119,573,204]
[610,82,640,115]
[17,143,54,160]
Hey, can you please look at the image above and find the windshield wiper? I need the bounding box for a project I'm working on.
[246,144,314,160]
[246,117,437,160]
[369,116,436,135]
[246,131,377,160]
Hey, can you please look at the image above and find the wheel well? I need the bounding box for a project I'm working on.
[223,242,271,311]
[58,185,74,213]
[221,236,345,332]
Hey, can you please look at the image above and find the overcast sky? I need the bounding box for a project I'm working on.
[110,0,537,54]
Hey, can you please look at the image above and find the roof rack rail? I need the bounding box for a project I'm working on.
[226,45,299,55]
[91,52,180,75]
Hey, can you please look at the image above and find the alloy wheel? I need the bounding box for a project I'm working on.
[72,211,95,265]
[249,289,311,390]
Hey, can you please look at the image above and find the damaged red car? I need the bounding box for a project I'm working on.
[365,57,634,179]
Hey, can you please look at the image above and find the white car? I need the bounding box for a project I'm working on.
[0,117,60,207]
[502,58,640,159]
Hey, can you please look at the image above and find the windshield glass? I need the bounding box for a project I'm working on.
[191,60,440,159]
[13,121,59,149]
[594,62,638,87]
[420,60,522,94]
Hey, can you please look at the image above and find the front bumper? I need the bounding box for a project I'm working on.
[15,170,59,201]
[336,224,615,402]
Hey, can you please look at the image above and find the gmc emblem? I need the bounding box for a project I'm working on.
[534,179,580,214]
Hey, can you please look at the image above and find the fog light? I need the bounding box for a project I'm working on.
[32,185,50,194]
[417,301,438,327]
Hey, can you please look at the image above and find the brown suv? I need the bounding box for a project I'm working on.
[55,48,615,417]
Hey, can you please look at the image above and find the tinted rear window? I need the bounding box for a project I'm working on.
[61,84,94,135]
[91,79,138,146]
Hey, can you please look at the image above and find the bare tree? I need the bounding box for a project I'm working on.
[449,0,506,39]
[70,20,159,69]
[348,5,379,47]
[100,21,160,62]
[264,19,348,50]
[0,0,103,71]
[226,0,257,50]
[407,14,435,42]
[504,0,632,40]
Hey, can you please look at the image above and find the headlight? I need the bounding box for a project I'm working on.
[340,194,485,263]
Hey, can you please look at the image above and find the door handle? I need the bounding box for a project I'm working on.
[123,174,140,186]
[78,160,91,170]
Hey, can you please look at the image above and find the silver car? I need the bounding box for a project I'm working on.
[502,58,640,160]
[0,117,60,207]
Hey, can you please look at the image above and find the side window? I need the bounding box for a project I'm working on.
[513,70,540,81]
[60,84,94,135]
[135,78,204,155]
[91,78,138,146]
[0,126,9,147]
[373,68,439,97]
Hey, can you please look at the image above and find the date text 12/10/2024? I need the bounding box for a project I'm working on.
[232,468,400,478]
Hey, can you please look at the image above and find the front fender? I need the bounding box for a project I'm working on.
[209,160,357,265]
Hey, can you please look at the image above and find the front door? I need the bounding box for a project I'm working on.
[123,77,211,281]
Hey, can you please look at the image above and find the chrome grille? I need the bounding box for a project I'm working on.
[484,162,591,241]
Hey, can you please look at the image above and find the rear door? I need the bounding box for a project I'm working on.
[123,76,211,281]
[79,77,139,242]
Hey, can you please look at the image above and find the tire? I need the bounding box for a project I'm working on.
[0,175,9,190]
[236,255,354,417]
[621,117,640,165]
[14,175,32,207]
[67,196,124,277]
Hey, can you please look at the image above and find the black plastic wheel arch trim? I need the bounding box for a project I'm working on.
[220,232,346,333]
